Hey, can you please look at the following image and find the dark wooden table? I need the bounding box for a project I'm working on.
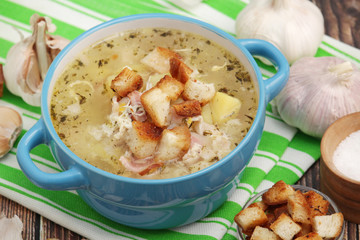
[1,1,360,239]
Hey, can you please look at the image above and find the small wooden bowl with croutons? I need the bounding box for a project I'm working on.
[235,181,345,240]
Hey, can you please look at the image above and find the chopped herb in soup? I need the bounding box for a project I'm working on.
[50,28,257,179]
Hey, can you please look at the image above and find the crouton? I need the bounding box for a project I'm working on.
[249,200,268,212]
[235,205,268,235]
[295,223,313,238]
[172,100,201,117]
[170,57,193,83]
[126,121,162,159]
[154,126,191,162]
[303,191,330,218]
[110,67,143,97]
[141,47,182,73]
[141,75,184,127]
[183,79,215,105]
[156,75,184,100]
[312,212,344,239]
[263,180,295,205]
[294,232,322,240]
[288,190,311,224]
[270,213,301,240]
[273,204,289,219]
[250,226,280,240]
[141,87,170,128]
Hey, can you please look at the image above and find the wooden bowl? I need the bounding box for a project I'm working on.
[320,111,360,224]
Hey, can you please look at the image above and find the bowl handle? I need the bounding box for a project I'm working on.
[237,39,289,104]
[16,118,89,190]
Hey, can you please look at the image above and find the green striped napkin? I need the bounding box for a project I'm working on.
[0,1,359,239]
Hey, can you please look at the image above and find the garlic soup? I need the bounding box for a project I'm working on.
[50,28,257,179]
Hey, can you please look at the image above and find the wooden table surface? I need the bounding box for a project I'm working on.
[1,1,360,239]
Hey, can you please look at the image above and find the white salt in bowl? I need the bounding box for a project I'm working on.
[320,111,360,224]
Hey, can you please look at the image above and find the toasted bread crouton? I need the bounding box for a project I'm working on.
[173,100,201,117]
[183,79,215,105]
[170,57,193,83]
[235,205,268,235]
[111,67,143,97]
[141,75,184,127]
[250,226,280,240]
[141,47,182,73]
[312,213,343,239]
[156,75,184,100]
[263,180,295,205]
[263,212,277,229]
[141,87,170,127]
[126,121,162,159]
[249,201,269,212]
[270,213,301,240]
[154,126,191,162]
[288,190,312,224]
[294,232,322,240]
[273,204,289,219]
[303,191,330,218]
[295,223,313,238]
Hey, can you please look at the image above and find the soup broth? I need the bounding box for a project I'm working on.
[50,27,257,179]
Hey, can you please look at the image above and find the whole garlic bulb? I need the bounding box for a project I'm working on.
[3,14,69,106]
[275,57,360,138]
[235,0,324,64]
[0,106,23,158]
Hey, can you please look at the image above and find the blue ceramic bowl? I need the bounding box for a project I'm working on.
[16,13,289,229]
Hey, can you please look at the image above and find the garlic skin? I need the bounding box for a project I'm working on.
[275,57,360,138]
[3,14,69,106]
[235,0,324,64]
[0,106,23,158]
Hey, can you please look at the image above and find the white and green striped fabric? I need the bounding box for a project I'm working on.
[1,1,359,239]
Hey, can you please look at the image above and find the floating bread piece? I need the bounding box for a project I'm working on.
[250,226,280,240]
[183,79,215,106]
[172,100,201,117]
[126,121,162,159]
[270,213,301,240]
[294,232,322,240]
[154,126,191,162]
[110,67,143,97]
[235,205,268,235]
[141,75,184,128]
[141,47,182,73]
[303,190,330,218]
[169,57,193,83]
[312,212,344,239]
[262,180,295,205]
[288,190,311,224]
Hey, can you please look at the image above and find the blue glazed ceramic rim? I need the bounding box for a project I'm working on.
[42,13,265,185]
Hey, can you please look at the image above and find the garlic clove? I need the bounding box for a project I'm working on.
[3,14,70,106]
[0,212,23,240]
[0,106,23,158]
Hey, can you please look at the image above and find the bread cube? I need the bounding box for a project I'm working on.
[263,180,295,205]
[170,57,193,83]
[154,126,191,162]
[250,226,280,240]
[141,87,170,128]
[183,79,215,106]
[156,75,184,100]
[111,67,143,97]
[312,212,344,239]
[141,47,181,73]
[172,100,201,117]
[288,190,311,224]
[235,205,268,234]
[270,213,301,240]
[303,190,330,218]
[126,121,162,159]
[294,232,322,240]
